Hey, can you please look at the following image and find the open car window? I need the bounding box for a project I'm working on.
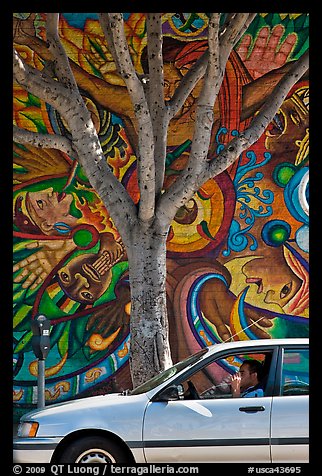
[177,351,272,400]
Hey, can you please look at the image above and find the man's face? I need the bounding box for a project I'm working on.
[239,363,257,392]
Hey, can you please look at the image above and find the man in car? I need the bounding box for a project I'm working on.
[230,359,264,398]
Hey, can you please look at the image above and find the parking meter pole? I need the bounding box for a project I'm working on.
[37,359,46,409]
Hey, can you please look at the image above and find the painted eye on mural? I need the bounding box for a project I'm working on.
[59,272,70,283]
[81,291,93,301]
[36,199,45,210]
[280,282,292,299]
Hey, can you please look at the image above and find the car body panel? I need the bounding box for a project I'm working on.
[14,393,149,463]
[13,338,309,464]
[270,396,309,462]
[143,397,272,462]
[13,437,62,464]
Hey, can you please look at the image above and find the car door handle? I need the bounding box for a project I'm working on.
[239,406,265,413]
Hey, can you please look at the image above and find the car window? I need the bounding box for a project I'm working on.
[281,348,309,396]
[177,352,271,399]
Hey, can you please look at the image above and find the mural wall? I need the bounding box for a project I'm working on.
[13,13,309,418]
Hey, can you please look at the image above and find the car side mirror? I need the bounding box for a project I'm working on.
[155,384,183,401]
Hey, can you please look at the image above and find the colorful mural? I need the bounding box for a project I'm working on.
[13,13,309,418]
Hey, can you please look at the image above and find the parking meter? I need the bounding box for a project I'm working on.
[31,314,51,360]
[31,314,51,408]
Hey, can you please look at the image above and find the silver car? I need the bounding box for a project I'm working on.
[13,338,309,463]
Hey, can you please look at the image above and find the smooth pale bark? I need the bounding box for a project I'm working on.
[13,13,309,387]
[126,221,171,383]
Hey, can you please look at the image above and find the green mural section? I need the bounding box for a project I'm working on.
[13,13,309,417]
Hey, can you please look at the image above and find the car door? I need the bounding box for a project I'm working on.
[143,349,275,463]
[270,345,309,463]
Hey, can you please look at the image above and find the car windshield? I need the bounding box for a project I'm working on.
[130,348,209,395]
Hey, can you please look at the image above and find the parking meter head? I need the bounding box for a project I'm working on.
[31,315,51,359]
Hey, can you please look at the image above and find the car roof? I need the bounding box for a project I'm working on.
[205,338,309,355]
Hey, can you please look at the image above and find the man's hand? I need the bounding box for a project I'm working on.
[230,372,241,398]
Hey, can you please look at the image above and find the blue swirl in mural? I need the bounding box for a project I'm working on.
[223,150,274,256]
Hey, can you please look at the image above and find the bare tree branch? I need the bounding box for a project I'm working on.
[167,48,208,119]
[145,13,164,112]
[98,13,123,74]
[203,49,310,182]
[176,14,221,179]
[234,13,257,45]
[13,48,73,109]
[220,13,249,48]
[13,125,77,157]
[155,14,221,230]
[198,14,221,107]
[101,13,156,223]
[46,13,79,91]
[145,13,168,196]
[167,14,253,120]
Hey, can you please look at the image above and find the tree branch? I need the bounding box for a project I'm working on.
[201,49,309,184]
[13,126,77,157]
[234,13,257,45]
[167,14,253,120]
[156,14,222,229]
[100,13,156,223]
[13,47,74,110]
[174,14,221,180]
[46,13,79,91]
[167,48,208,119]
[145,13,168,197]
[220,13,250,49]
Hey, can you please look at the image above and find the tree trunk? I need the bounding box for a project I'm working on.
[126,221,172,387]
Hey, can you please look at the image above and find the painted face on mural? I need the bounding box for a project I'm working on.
[25,187,78,235]
[57,234,124,305]
[241,256,301,311]
[265,87,309,164]
[57,251,114,304]
[163,63,199,119]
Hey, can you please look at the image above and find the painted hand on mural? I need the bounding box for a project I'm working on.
[85,283,131,352]
[99,233,125,265]
[197,276,274,342]
[13,239,75,290]
[236,25,297,79]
